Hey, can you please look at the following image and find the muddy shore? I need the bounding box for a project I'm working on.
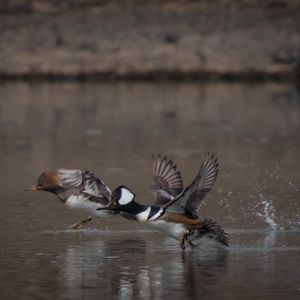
[1,1,300,81]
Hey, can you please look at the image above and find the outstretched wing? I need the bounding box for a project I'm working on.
[152,154,184,206]
[57,169,83,189]
[81,171,111,203]
[57,168,111,204]
[165,152,219,215]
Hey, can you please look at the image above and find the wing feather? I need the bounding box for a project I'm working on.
[165,152,219,215]
[81,171,111,204]
[152,154,184,206]
[57,168,111,204]
[57,169,83,189]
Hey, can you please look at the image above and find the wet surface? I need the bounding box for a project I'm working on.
[0,82,299,299]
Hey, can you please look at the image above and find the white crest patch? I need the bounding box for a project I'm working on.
[119,188,134,205]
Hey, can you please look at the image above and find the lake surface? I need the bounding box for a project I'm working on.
[0,82,299,299]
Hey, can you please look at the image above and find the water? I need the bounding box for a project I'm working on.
[257,194,278,230]
[0,82,299,299]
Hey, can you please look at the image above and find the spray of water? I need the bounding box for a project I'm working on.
[256,193,278,230]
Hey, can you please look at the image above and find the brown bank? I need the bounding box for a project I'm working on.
[1,0,300,81]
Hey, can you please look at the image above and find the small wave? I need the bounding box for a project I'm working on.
[226,228,300,234]
[229,246,300,252]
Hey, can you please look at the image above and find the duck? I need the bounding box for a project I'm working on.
[26,168,116,229]
[25,155,182,230]
[97,153,228,250]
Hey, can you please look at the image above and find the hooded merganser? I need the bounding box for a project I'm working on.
[26,169,116,229]
[98,153,228,250]
[26,155,182,229]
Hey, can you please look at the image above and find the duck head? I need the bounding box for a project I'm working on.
[97,185,137,213]
[26,171,62,194]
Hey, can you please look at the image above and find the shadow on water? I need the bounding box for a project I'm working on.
[0,82,299,299]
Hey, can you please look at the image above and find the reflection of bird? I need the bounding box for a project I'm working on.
[26,169,115,229]
[98,153,229,250]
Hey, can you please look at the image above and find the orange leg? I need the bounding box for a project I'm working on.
[70,216,92,230]
[180,233,189,250]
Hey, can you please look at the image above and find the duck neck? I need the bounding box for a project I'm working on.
[49,187,69,203]
[123,200,148,215]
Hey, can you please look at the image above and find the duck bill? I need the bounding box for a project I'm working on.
[25,185,41,192]
[96,207,109,211]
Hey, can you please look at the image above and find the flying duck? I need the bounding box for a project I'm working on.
[97,153,229,250]
[26,169,115,229]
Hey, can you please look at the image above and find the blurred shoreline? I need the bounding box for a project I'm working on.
[1,1,300,82]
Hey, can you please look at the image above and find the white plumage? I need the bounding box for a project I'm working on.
[65,195,112,218]
[136,207,151,222]
[119,187,135,205]
[148,220,186,240]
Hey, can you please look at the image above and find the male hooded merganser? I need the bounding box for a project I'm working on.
[98,153,228,250]
[26,169,116,229]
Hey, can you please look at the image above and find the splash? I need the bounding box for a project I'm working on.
[256,193,278,230]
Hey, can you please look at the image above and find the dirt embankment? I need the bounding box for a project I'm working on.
[1,0,300,81]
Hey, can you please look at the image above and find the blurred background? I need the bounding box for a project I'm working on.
[1,0,300,80]
[0,1,300,300]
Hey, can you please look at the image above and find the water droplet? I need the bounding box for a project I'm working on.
[258,193,277,230]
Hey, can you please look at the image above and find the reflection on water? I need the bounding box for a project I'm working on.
[2,229,300,300]
[0,82,299,299]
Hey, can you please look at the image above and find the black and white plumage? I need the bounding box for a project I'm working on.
[98,153,228,249]
[107,186,165,223]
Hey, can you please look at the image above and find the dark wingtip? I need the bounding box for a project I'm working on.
[203,219,229,247]
[152,153,163,160]
[203,151,219,168]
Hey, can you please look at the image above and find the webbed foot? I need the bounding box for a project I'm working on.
[70,216,92,230]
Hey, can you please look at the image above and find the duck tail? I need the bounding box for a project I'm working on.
[201,219,229,247]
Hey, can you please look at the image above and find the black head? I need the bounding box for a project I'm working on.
[97,186,136,212]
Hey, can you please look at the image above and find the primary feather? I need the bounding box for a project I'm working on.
[165,152,219,216]
[82,171,111,201]
[152,154,184,206]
